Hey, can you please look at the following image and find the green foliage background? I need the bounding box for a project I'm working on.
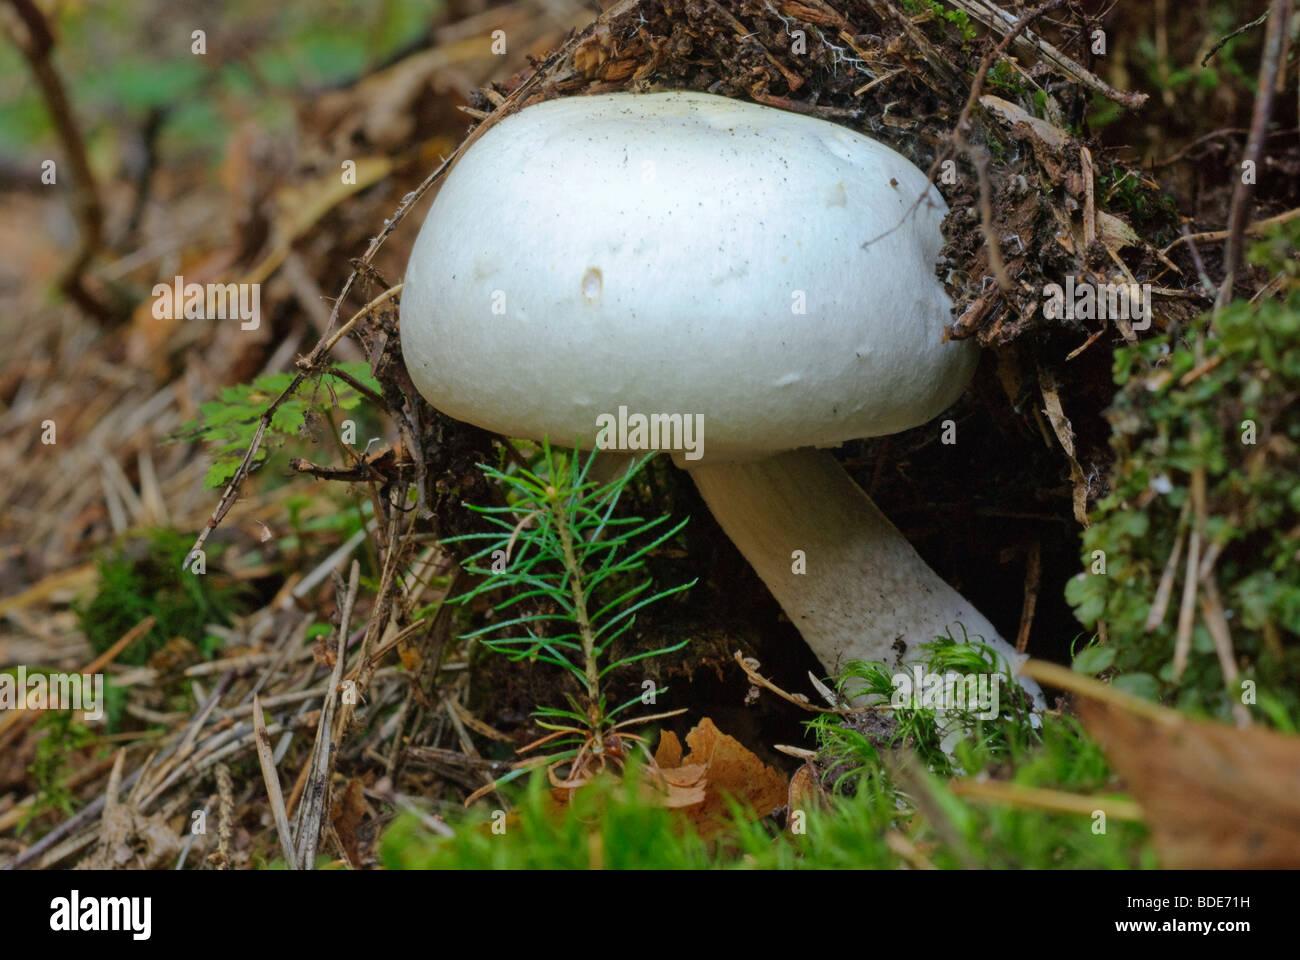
[1068,226,1300,730]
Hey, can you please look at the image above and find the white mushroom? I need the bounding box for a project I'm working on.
[401,90,1043,709]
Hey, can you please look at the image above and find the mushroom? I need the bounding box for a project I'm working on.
[401,90,1043,708]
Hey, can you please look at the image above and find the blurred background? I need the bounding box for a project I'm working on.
[0,0,596,589]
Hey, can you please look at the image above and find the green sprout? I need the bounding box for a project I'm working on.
[444,443,695,791]
[172,362,381,489]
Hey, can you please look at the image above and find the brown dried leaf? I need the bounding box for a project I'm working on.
[654,728,684,768]
[1097,211,1141,250]
[978,94,1068,182]
[1038,370,1089,526]
[1079,699,1300,868]
[788,761,827,815]
[330,777,367,868]
[652,718,787,836]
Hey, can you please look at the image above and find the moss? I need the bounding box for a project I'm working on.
[19,712,101,832]
[901,0,977,44]
[381,715,1152,869]
[77,528,247,667]
[1068,224,1300,729]
[384,634,1155,869]
[1098,164,1181,242]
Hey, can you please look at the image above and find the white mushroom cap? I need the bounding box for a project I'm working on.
[401,90,975,459]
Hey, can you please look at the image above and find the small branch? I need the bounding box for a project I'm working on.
[1180,223,1218,298]
[1144,498,1191,632]
[186,372,308,567]
[1014,540,1041,654]
[209,762,234,870]
[949,778,1144,821]
[1018,658,1182,725]
[325,364,391,414]
[732,650,874,715]
[294,560,360,870]
[298,284,404,371]
[1216,0,1290,308]
[1173,463,1207,680]
[1160,206,1300,256]
[4,0,118,322]
[252,694,299,870]
[1201,9,1270,67]
[1198,566,1253,729]
[949,0,1148,109]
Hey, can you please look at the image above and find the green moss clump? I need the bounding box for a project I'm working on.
[1068,225,1300,729]
[381,711,1152,869]
[77,528,245,667]
[383,634,1154,869]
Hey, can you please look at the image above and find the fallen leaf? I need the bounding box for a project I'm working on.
[1079,699,1300,868]
[787,761,827,816]
[1038,369,1090,526]
[651,718,787,836]
[1097,211,1140,249]
[330,778,367,869]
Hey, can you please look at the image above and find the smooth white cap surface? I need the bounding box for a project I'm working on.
[402,91,976,458]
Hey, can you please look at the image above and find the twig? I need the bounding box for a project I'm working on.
[209,763,234,870]
[1144,498,1190,632]
[294,560,360,870]
[949,0,1148,108]
[1014,540,1041,654]
[1160,206,1300,255]
[1017,659,1183,726]
[324,364,391,414]
[2,0,115,322]
[1201,9,1270,66]
[732,650,874,715]
[949,779,1144,821]
[1172,465,1205,680]
[1216,0,1290,309]
[185,372,307,568]
[1180,223,1218,298]
[1198,568,1253,729]
[298,284,404,370]
[252,694,298,869]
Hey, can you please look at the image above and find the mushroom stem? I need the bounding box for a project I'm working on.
[688,448,1044,706]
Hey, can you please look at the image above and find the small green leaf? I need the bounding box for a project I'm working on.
[1111,672,1160,701]
[1072,644,1116,675]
